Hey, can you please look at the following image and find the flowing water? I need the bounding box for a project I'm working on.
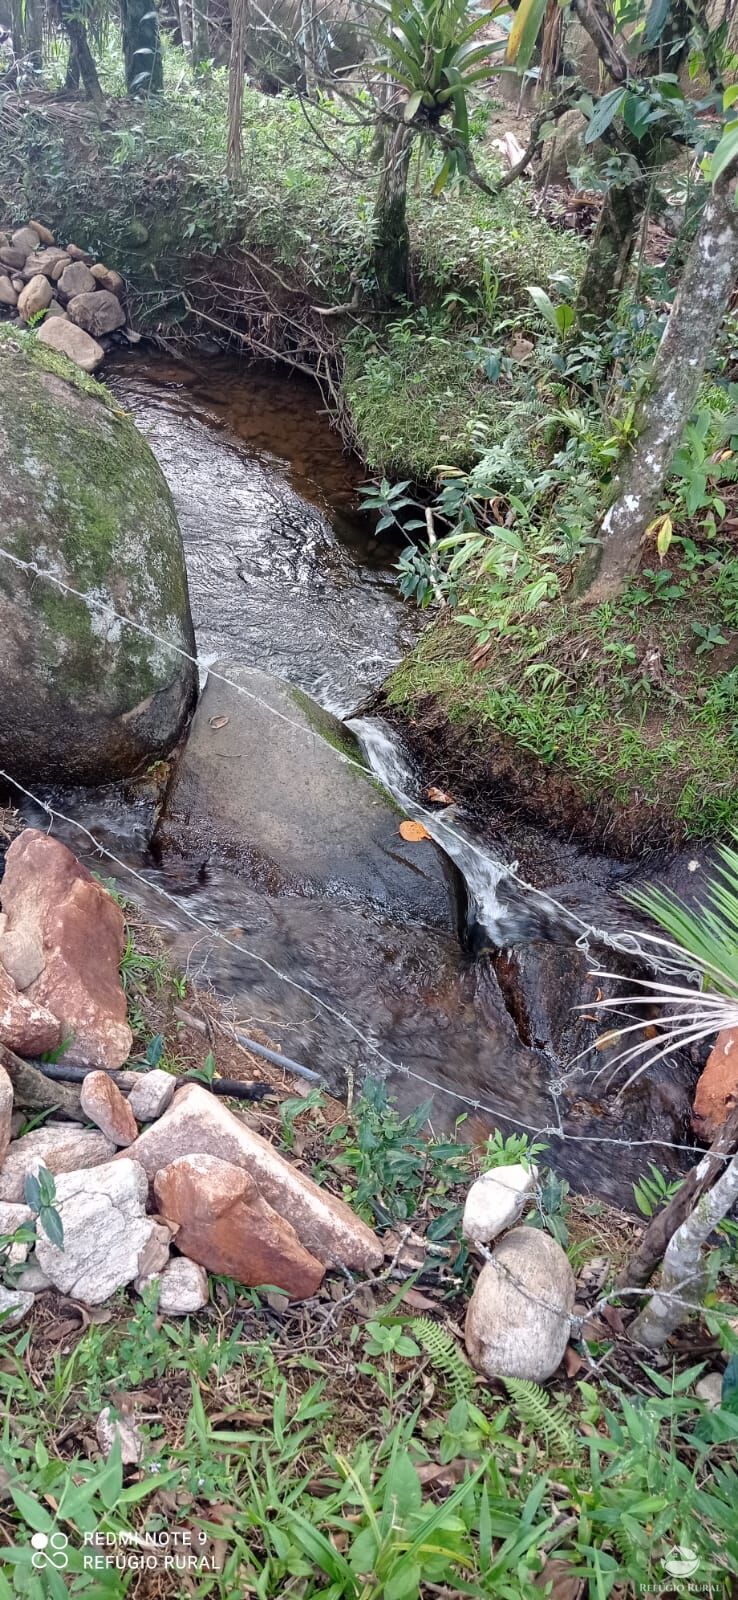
[20,350,697,1204]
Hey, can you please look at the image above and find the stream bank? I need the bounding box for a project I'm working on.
[3,347,699,1211]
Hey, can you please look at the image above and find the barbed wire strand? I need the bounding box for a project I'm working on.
[0,546,696,980]
[2,766,726,1169]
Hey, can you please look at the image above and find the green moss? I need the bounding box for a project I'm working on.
[289,686,366,765]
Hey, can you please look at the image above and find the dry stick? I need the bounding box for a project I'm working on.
[616,1099,738,1294]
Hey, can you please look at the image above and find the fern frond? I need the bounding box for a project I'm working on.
[411,1317,476,1401]
[503,1377,580,1459]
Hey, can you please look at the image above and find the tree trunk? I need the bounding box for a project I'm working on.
[25,0,43,71]
[629,1147,738,1347]
[227,0,247,176]
[191,0,210,66]
[178,0,193,53]
[575,176,646,328]
[64,38,81,90]
[578,172,738,604]
[121,0,164,94]
[9,0,24,61]
[300,0,318,96]
[61,14,104,103]
[373,120,412,307]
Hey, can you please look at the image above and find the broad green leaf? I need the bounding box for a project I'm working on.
[526,284,558,329]
[505,0,547,71]
[554,302,575,334]
[585,86,626,144]
[710,121,738,185]
[8,1486,53,1532]
[642,0,671,47]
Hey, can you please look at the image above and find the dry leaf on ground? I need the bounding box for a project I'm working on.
[399,820,432,842]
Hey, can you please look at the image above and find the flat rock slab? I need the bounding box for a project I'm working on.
[154,1153,326,1299]
[0,1122,115,1202]
[158,664,460,929]
[35,1158,170,1303]
[124,1083,383,1272]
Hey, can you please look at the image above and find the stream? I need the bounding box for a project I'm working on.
[22,351,698,1206]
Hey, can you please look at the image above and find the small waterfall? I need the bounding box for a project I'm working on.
[348,715,511,941]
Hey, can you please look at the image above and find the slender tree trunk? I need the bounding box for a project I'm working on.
[575,176,647,328]
[61,13,104,103]
[578,172,738,604]
[300,0,318,96]
[64,39,81,90]
[9,0,24,61]
[373,120,413,307]
[629,1147,738,1347]
[227,0,247,176]
[191,0,210,66]
[25,0,43,71]
[121,0,164,94]
[178,0,193,53]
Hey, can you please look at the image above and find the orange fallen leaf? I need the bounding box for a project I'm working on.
[399,820,431,842]
[426,785,455,806]
[563,1344,584,1378]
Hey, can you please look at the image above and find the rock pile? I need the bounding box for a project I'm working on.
[0,219,130,373]
[0,828,383,1317]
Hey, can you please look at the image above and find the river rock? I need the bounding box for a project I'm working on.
[66,243,93,262]
[159,665,460,927]
[34,1158,170,1303]
[0,277,17,307]
[22,247,69,278]
[126,1068,176,1122]
[0,1200,33,1263]
[0,1123,115,1202]
[124,1083,384,1271]
[0,962,61,1061]
[50,256,71,282]
[11,277,24,294]
[17,274,53,321]
[28,221,55,246]
[692,1028,738,1141]
[15,1253,51,1291]
[96,1406,144,1464]
[91,263,125,297]
[57,261,97,301]
[462,1163,537,1247]
[0,830,132,1069]
[12,226,40,255]
[154,1153,326,1299]
[0,1066,11,1163]
[0,1284,34,1325]
[0,333,197,783]
[36,315,103,372]
[80,1071,138,1146]
[0,247,27,271]
[67,289,125,337]
[43,302,67,321]
[465,1226,575,1382]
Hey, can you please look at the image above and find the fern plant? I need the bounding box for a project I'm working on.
[411,1317,476,1401]
[503,1378,581,1459]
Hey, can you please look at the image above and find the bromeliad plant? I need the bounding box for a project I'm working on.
[371,0,509,188]
[586,835,738,1094]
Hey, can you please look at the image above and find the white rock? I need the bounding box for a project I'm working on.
[126,1068,176,1123]
[34,1158,171,1304]
[14,1253,51,1291]
[0,1284,34,1325]
[137,1255,209,1315]
[96,1406,143,1464]
[0,1123,115,1202]
[0,1200,33,1264]
[462,1163,537,1246]
[695,1372,723,1411]
[465,1226,575,1382]
[0,1066,12,1164]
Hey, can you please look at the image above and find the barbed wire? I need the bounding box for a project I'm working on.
[0,767,723,1168]
[0,544,697,979]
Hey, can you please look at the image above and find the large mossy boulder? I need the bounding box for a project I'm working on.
[0,332,197,784]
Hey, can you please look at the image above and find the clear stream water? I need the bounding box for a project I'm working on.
[21,350,697,1203]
